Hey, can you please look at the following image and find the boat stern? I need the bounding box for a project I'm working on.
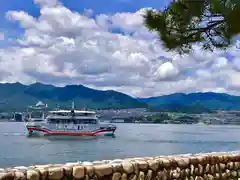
[26,122,48,137]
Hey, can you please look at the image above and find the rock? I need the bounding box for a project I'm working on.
[121,173,127,180]
[128,174,136,180]
[231,170,237,177]
[35,168,48,180]
[210,165,215,174]
[195,177,204,180]
[207,174,214,180]
[219,163,225,170]
[204,164,210,173]
[91,175,98,180]
[190,164,194,175]
[185,168,190,177]
[136,161,148,170]
[221,173,228,179]
[223,155,229,163]
[65,163,79,166]
[0,172,14,180]
[215,173,220,180]
[194,167,199,176]
[72,166,85,179]
[111,163,123,172]
[214,164,219,173]
[176,158,190,168]
[172,168,181,179]
[82,162,93,166]
[145,170,152,180]
[189,157,198,165]
[93,161,103,165]
[227,162,234,170]
[94,164,113,177]
[147,160,159,171]
[198,164,203,175]
[62,166,73,176]
[112,172,121,180]
[157,170,168,180]
[111,160,123,164]
[14,171,26,180]
[48,167,64,180]
[26,170,39,180]
[234,162,240,170]
[122,161,133,174]
[128,162,138,174]
[138,171,144,180]
[84,175,89,180]
[197,156,206,164]
[85,165,94,177]
[225,169,231,177]
[160,159,171,168]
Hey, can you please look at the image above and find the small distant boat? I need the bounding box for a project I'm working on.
[26,103,117,137]
[197,121,207,126]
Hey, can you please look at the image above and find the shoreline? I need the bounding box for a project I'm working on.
[1,151,240,179]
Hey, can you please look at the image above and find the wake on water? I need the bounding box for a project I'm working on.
[4,132,28,136]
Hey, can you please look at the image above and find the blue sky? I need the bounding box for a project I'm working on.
[0,0,169,45]
[0,0,239,97]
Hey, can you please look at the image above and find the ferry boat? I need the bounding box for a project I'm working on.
[26,105,117,137]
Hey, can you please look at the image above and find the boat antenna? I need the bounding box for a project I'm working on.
[72,101,75,110]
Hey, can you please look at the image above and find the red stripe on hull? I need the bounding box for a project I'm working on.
[27,127,115,136]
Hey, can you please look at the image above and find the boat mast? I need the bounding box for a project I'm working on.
[72,101,75,110]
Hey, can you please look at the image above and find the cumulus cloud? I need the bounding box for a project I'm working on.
[1,0,240,97]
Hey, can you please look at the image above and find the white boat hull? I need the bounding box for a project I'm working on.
[26,122,116,137]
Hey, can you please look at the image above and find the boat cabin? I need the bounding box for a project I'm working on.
[48,110,95,117]
[46,110,98,125]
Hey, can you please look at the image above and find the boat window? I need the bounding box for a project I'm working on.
[72,119,97,124]
[91,119,97,124]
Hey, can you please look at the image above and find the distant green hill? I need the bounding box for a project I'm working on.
[0,82,147,111]
[138,92,240,111]
[0,82,239,112]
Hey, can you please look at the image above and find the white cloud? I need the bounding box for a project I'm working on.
[154,62,179,80]
[1,1,240,97]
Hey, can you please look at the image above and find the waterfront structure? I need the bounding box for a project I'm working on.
[1,151,240,180]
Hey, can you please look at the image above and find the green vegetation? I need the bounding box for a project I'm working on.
[151,113,171,123]
[144,0,240,54]
[131,113,199,124]
[138,92,240,111]
[0,83,240,112]
[148,104,213,114]
[0,82,147,111]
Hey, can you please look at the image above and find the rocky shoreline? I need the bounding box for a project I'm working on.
[1,151,240,180]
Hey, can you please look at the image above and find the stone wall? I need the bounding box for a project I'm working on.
[1,151,240,180]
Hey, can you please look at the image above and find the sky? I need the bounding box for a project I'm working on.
[0,0,239,98]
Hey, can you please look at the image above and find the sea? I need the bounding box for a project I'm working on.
[0,122,240,168]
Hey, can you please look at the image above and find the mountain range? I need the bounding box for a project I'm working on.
[0,82,239,112]
[0,82,146,111]
[138,92,240,111]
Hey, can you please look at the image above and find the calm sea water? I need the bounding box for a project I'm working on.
[0,122,240,168]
